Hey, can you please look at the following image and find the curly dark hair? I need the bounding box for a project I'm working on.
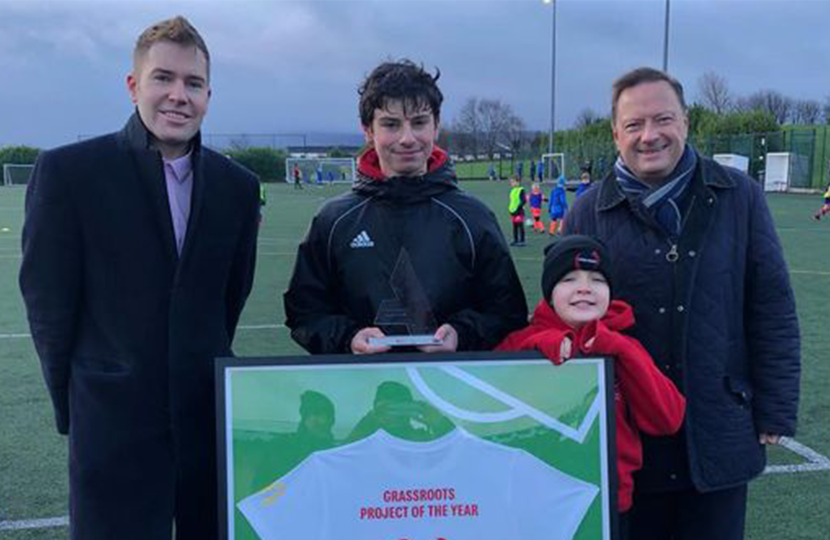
[358,60,443,127]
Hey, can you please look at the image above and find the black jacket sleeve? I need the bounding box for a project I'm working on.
[225,173,261,345]
[19,150,81,434]
[447,210,528,350]
[283,214,361,354]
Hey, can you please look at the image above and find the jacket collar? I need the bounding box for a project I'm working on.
[596,148,736,212]
[353,146,458,202]
[356,145,450,181]
[118,110,203,158]
[115,111,206,265]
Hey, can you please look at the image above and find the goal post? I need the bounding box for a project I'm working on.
[3,163,35,186]
[541,153,566,182]
[284,157,356,184]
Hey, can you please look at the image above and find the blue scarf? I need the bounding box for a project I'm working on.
[614,145,697,237]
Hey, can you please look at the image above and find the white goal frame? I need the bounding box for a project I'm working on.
[285,157,356,184]
[541,153,566,182]
[3,163,35,186]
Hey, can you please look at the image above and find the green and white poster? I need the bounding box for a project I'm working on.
[217,352,616,540]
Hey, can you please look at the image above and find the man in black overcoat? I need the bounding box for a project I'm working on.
[19,16,260,540]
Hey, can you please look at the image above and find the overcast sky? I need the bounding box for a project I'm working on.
[1,0,829,149]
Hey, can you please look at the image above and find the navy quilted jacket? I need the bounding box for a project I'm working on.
[565,153,800,492]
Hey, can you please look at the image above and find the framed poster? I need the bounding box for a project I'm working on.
[217,352,617,540]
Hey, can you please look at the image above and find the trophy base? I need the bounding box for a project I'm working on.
[368,335,442,347]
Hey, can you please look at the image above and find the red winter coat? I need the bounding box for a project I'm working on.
[496,299,686,511]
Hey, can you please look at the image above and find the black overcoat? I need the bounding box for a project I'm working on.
[19,113,260,539]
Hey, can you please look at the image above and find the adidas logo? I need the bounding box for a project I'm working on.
[350,230,375,248]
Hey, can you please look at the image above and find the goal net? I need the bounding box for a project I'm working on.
[285,157,356,184]
[541,153,566,182]
[3,163,35,186]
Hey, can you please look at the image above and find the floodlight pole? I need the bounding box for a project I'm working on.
[662,0,671,72]
[545,0,557,156]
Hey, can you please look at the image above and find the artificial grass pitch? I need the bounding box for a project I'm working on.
[0,182,828,539]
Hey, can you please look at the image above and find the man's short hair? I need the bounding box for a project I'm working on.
[611,67,686,122]
[133,16,210,79]
[358,60,443,127]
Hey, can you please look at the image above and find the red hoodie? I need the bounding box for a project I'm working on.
[496,299,686,512]
[356,146,450,181]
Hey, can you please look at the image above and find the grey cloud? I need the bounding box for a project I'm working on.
[1,0,829,148]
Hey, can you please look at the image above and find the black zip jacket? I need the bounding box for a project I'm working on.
[284,148,528,354]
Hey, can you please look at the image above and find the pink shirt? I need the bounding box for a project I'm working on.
[163,153,193,255]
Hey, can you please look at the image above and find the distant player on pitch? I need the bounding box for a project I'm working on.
[814,182,830,220]
[529,182,546,233]
[548,176,568,235]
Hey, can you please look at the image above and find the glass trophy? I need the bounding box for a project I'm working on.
[369,248,442,347]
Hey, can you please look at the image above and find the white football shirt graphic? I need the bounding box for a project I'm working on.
[238,428,597,540]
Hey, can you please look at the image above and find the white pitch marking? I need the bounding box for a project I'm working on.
[406,364,599,444]
[0,516,69,530]
[777,227,830,233]
[0,325,285,340]
[764,437,830,474]
[238,324,285,330]
[0,251,297,259]
[790,269,830,277]
[0,332,32,339]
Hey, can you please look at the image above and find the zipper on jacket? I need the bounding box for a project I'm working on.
[664,194,697,263]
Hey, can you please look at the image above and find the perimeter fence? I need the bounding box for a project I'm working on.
[446,126,829,190]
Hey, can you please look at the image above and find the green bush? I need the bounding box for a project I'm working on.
[0,145,40,167]
[695,109,779,137]
[329,146,360,158]
[225,147,286,182]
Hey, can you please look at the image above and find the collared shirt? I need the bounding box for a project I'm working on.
[163,153,194,255]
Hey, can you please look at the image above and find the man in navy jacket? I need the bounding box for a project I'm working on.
[565,67,800,540]
[19,16,260,540]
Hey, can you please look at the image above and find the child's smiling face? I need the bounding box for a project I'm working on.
[551,270,610,329]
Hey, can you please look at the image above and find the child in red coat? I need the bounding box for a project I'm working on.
[496,235,685,540]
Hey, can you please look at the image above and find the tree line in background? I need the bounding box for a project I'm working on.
[696,71,827,125]
[0,145,40,169]
[439,97,530,158]
[0,144,292,183]
[441,70,830,161]
[0,143,360,183]
[3,71,828,183]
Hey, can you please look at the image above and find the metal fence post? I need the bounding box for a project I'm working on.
[820,125,828,189]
